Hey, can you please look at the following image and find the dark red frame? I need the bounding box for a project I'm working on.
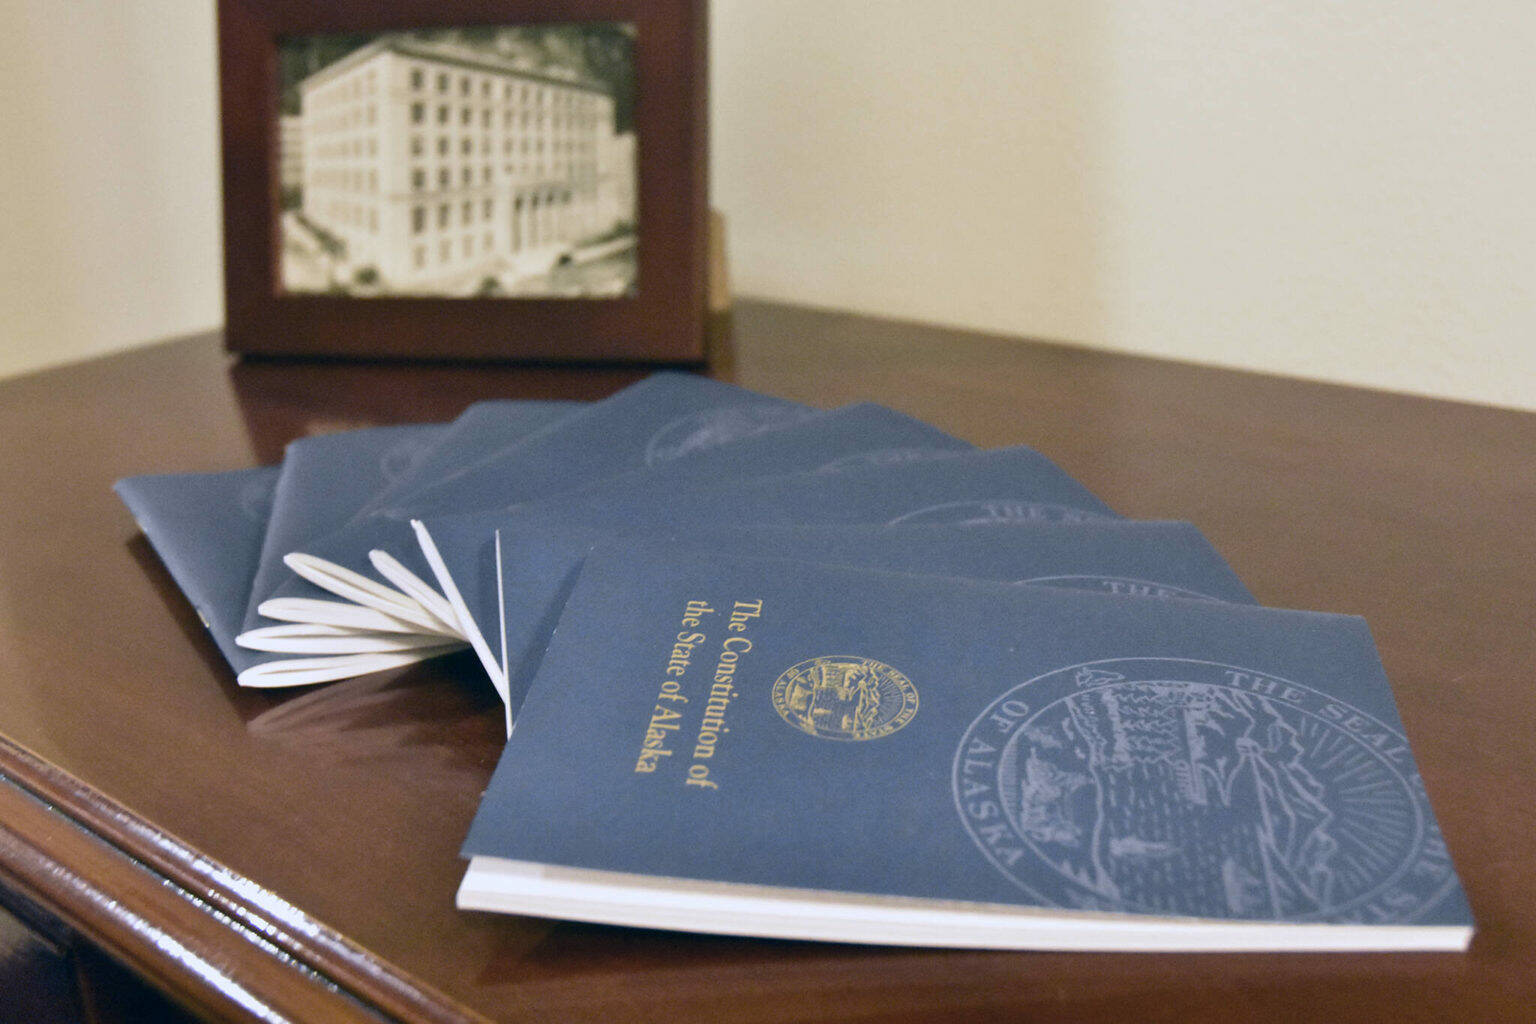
[218,0,707,362]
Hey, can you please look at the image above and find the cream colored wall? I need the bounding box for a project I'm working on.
[714,1,1536,410]
[0,0,223,379]
[1,2,1531,411]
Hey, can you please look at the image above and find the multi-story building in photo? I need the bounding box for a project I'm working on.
[294,34,632,294]
[278,115,304,192]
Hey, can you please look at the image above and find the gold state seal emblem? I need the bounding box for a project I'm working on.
[771,656,918,741]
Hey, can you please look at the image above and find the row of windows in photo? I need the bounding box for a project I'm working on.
[309,169,380,193]
[406,214,590,274]
[306,94,601,139]
[318,201,379,233]
[409,134,594,159]
[405,64,604,113]
[412,232,500,271]
[310,159,596,195]
[308,136,380,163]
[410,163,597,191]
[304,66,381,106]
[304,56,607,116]
[307,105,378,136]
[410,191,580,235]
[313,187,589,240]
[307,128,594,167]
[407,102,600,134]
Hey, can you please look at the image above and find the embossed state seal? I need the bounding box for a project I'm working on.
[772,656,918,741]
[889,500,1111,526]
[643,404,810,465]
[952,658,1458,923]
[1018,575,1223,602]
[380,435,435,482]
[815,447,956,474]
[237,476,276,523]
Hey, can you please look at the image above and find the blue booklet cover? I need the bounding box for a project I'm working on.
[115,466,279,673]
[256,399,971,679]
[457,543,1472,951]
[352,399,583,519]
[243,400,585,635]
[647,520,1255,603]
[241,423,449,636]
[249,373,819,632]
[116,400,579,682]
[529,401,974,503]
[420,445,1117,708]
[375,372,815,518]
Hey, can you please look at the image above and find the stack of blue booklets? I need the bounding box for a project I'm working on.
[116,374,1473,951]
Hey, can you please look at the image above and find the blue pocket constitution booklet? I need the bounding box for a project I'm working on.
[418,444,1118,708]
[115,466,279,674]
[353,399,583,519]
[242,402,582,636]
[261,399,971,689]
[247,373,818,641]
[116,401,579,682]
[242,423,449,636]
[646,520,1256,604]
[457,542,1472,951]
[375,372,816,518]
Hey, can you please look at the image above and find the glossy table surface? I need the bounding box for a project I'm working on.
[0,300,1532,1022]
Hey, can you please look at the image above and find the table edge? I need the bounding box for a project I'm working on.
[0,732,488,1024]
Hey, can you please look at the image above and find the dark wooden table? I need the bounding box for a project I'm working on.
[0,301,1531,1022]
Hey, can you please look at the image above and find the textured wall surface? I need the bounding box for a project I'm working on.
[0,0,223,379]
[1,1,1532,410]
[714,1,1536,410]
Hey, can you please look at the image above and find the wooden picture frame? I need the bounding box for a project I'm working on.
[218,0,708,362]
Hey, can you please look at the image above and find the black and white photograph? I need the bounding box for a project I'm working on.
[277,24,637,299]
